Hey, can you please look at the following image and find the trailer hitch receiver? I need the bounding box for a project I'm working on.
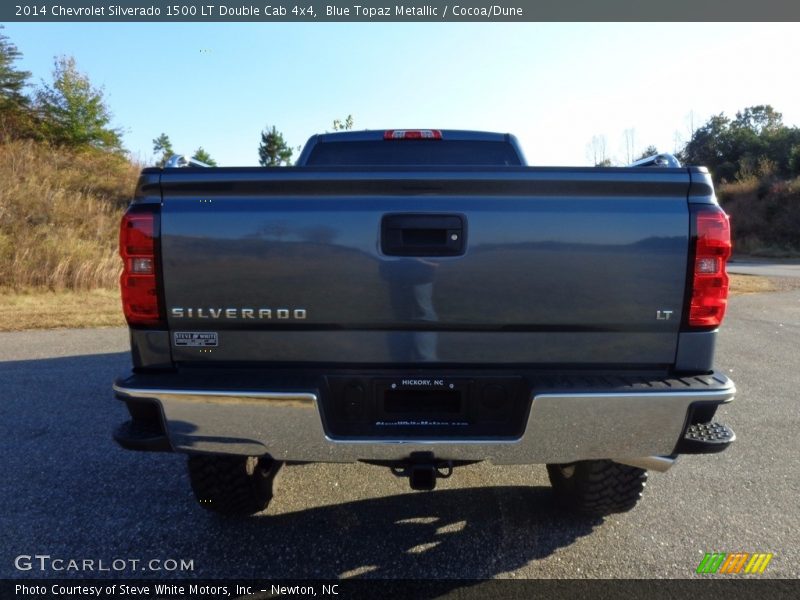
[390,452,454,491]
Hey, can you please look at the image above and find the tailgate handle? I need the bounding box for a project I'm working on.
[381,214,466,257]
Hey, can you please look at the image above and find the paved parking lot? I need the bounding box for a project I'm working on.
[728,258,800,279]
[1,288,798,580]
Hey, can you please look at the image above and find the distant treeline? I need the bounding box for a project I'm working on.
[679,105,800,184]
[675,106,800,254]
[0,27,124,151]
[1,27,356,167]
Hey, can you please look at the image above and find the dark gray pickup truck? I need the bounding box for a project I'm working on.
[113,129,736,517]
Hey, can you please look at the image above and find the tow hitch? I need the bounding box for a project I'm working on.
[389,452,455,491]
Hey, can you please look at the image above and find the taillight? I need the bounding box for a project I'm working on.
[119,208,163,327]
[384,129,442,140]
[687,205,732,328]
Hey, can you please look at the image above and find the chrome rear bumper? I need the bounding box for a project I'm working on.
[113,375,735,468]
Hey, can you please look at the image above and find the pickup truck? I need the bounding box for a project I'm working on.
[113,129,736,517]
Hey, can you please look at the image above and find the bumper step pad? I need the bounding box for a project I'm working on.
[113,420,172,452]
[678,422,736,454]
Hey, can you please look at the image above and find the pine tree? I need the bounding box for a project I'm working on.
[0,27,37,140]
[634,145,659,161]
[152,133,174,167]
[258,125,293,166]
[191,146,217,166]
[0,26,31,108]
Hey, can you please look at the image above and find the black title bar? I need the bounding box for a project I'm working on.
[3,579,800,600]
[3,0,800,22]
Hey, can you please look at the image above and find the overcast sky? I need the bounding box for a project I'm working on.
[6,22,800,166]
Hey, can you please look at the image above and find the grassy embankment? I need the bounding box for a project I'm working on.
[0,139,137,330]
[0,139,795,332]
[719,175,800,258]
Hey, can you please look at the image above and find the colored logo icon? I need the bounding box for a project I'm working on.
[697,552,773,574]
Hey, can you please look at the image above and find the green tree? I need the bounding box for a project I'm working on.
[258,125,293,166]
[595,158,613,167]
[789,145,800,177]
[36,55,122,150]
[680,113,736,181]
[0,27,37,140]
[152,133,174,167]
[680,106,800,182]
[0,26,31,108]
[191,146,217,166]
[732,105,783,136]
[762,126,800,176]
[634,145,659,161]
[332,114,354,131]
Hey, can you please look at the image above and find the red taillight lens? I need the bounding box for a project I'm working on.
[688,206,732,328]
[384,129,442,140]
[119,210,163,326]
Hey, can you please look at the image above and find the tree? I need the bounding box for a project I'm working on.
[0,26,31,108]
[789,145,800,177]
[680,113,735,180]
[680,106,800,182]
[0,27,38,140]
[634,145,659,161]
[36,55,122,150]
[191,146,217,166]
[258,125,293,166]
[586,134,608,166]
[623,128,636,163]
[732,105,782,136]
[332,114,354,131]
[672,130,683,155]
[152,133,174,167]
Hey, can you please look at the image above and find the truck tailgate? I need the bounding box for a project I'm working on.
[159,167,690,366]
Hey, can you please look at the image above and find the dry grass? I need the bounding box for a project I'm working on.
[0,287,125,331]
[719,176,800,257]
[728,274,777,296]
[0,139,139,290]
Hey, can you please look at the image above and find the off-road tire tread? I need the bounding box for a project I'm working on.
[187,455,281,516]
[547,459,647,516]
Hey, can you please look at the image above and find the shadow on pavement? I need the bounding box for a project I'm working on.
[189,482,602,581]
[2,351,602,585]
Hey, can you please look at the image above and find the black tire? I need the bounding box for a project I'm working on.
[187,454,282,516]
[546,459,647,516]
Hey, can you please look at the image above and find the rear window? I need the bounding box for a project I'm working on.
[306,140,522,166]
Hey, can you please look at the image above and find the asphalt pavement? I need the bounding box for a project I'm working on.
[1,289,798,581]
[728,258,800,278]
